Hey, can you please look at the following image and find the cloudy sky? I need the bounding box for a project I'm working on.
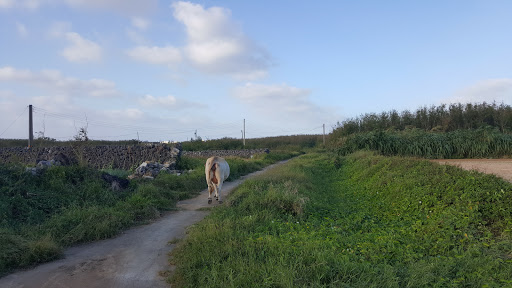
[1,1,511,142]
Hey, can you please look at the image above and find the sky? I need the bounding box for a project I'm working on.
[1,0,511,142]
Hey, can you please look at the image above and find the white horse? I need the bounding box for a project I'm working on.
[205,156,230,204]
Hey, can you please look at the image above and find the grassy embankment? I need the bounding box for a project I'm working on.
[169,152,512,287]
[0,151,298,277]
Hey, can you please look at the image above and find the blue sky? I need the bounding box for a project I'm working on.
[1,0,511,142]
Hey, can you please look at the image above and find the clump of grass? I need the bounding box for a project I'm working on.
[169,152,512,287]
[0,229,61,273]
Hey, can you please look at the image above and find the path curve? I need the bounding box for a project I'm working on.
[0,160,289,288]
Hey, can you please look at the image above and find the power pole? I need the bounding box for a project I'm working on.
[323,124,326,146]
[28,104,33,148]
[243,119,246,147]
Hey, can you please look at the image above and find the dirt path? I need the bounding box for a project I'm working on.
[0,160,289,288]
[431,159,512,183]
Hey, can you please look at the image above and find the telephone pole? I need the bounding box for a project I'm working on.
[28,104,33,148]
[323,124,326,146]
[243,119,246,147]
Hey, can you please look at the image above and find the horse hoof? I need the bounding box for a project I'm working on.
[208,199,212,204]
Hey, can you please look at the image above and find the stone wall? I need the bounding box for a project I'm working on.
[0,143,181,170]
[182,149,268,158]
[0,144,269,170]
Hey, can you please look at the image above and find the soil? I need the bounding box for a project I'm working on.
[0,160,289,288]
[431,159,512,183]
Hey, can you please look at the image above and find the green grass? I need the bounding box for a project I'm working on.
[336,128,512,158]
[0,151,297,276]
[169,152,512,287]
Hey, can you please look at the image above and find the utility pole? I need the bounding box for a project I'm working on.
[323,124,326,146]
[243,119,246,147]
[28,104,33,148]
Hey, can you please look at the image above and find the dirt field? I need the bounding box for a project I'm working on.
[431,159,512,183]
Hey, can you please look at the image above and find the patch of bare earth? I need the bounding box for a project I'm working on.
[431,159,512,183]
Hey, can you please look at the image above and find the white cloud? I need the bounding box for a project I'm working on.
[232,70,269,82]
[125,29,147,44]
[140,94,176,106]
[448,79,512,105]
[138,94,206,110]
[0,90,15,100]
[61,32,102,63]
[0,0,43,9]
[123,2,271,79]
[171,1,272,78]
[16,22,28,38]
[0,0,14,9]
[0,66,119,98]
[48,21,72,38]
[126,45,182,65]
[23,0,41,9]
[63,0,157,15]
[131,17,150,30]
[1,0,157,16]
[103,108,144,120]
[47,23,102,63]
[233,83,338,125]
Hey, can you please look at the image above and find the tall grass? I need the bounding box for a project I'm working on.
[0,151,297,276]
[336,127,512,158]
[169,152,512,287]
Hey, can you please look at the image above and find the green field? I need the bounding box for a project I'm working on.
[169,152,512,287]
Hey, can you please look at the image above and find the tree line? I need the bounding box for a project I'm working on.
[332,102,512,138]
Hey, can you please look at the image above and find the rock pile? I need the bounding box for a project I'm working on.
[129,160,179,180]
[25,153,72,175]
